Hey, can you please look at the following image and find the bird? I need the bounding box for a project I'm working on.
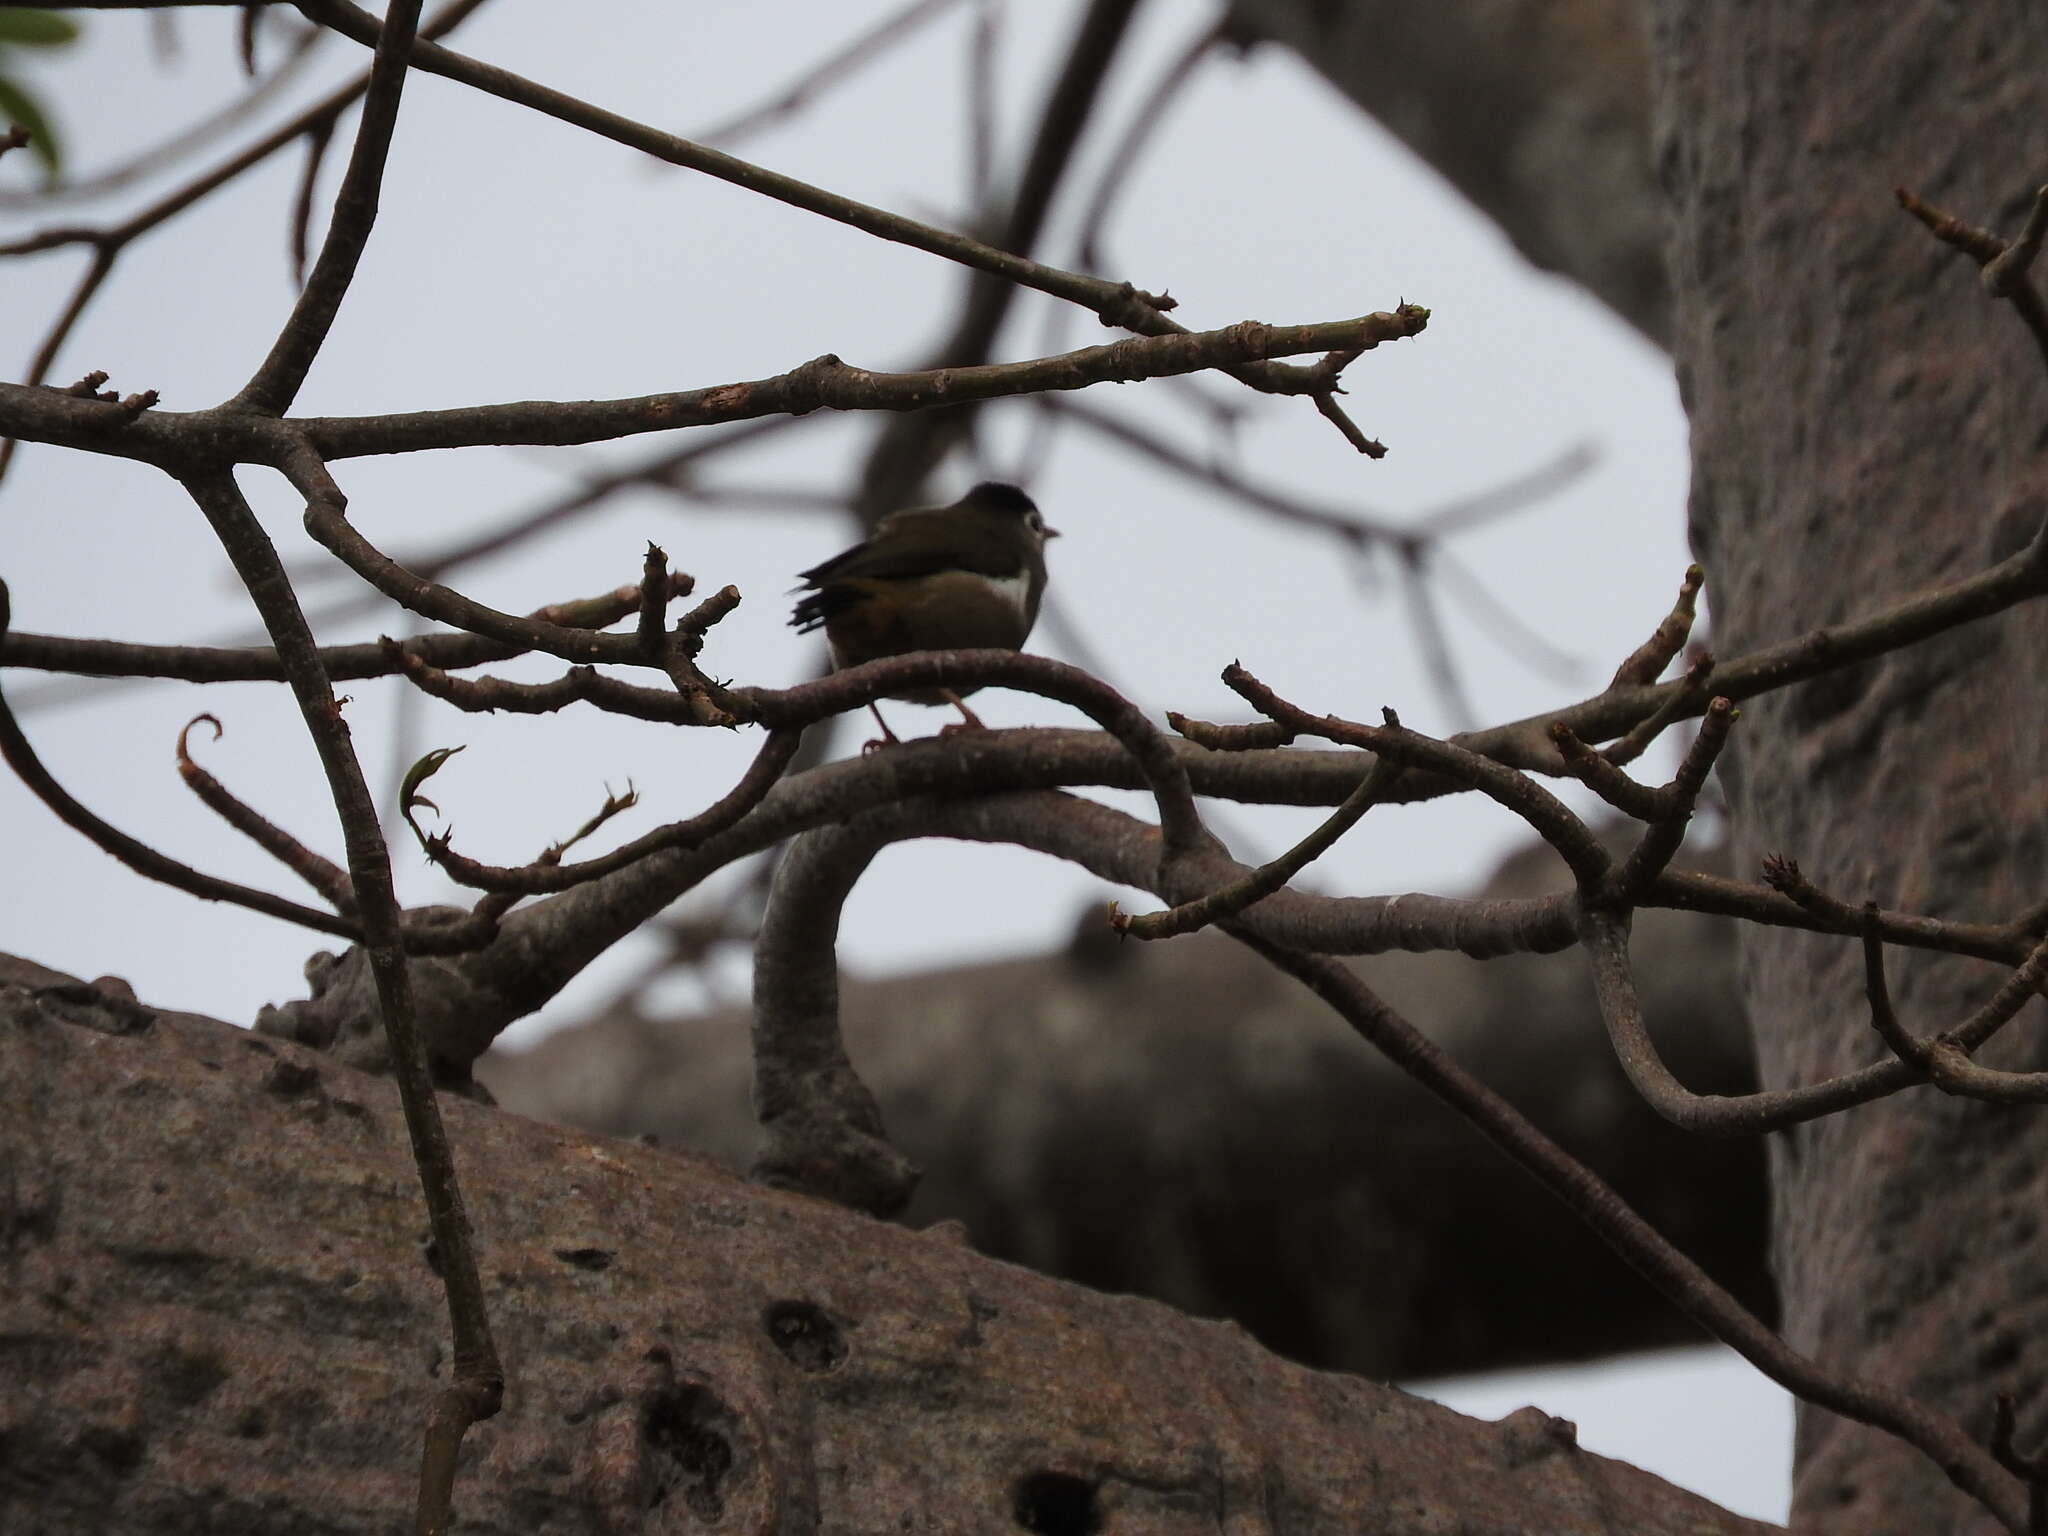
[791,481,1058,746]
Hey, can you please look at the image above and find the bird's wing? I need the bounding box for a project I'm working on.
[795,510,1020,586]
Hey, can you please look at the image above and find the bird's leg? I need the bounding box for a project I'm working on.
[860,702,903,754]
[937,689,988,736]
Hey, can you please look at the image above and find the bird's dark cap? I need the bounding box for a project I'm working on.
[965,482,1039,516]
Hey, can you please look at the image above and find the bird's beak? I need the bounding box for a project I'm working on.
[1044,527,1062,539]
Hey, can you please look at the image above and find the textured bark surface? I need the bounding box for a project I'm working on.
[486,835,1768,1382]
[1226,0,1667,345]
[0,964,1777,1535]
[1651,5,2048,1530]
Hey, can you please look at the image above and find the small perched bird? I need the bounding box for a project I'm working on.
[792,481,1058,744]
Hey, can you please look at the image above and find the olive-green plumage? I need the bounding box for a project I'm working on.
[792,482,1057,734]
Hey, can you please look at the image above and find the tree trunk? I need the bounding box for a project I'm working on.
[1651,4,2048,1529]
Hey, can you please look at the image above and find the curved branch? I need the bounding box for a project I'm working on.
[743,787,1573,1216]
[1859,927,2048,1103]
[178,713,356,912]
[1583,909,2048,1136]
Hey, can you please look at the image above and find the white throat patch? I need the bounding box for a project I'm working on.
[976,569,1032,619]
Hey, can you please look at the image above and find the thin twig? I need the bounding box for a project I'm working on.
[1073,14,1223,274]
[1117,750,1404,941]
[0,22,325,210]
[1394,543,1480,731]
[177,713,357,912]
[1602,654,1715,768]
[1550,724,1668,822]
[232,0,424,414]
[1602,696,1736,903]
[1611,564,1705,688]
[686,0,964,148]
[266,310,1424,459]
[965,0,998,213]
[1224,664,1612,885]
[1900,184,2048,379]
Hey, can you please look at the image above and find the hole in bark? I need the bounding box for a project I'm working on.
[151,1345,230,1407]
[263,1060,320,1097]
[762,1300,847,1372]
[553,1246,614,1271]
[1014,1471,1100,1535]
[643,1384,733,1519]
[80,1425,146,1473]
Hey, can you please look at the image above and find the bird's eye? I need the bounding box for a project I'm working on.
[1026,512,1043,532]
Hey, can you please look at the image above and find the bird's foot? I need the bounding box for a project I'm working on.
[862,702,902,753]
[941,693,989,735]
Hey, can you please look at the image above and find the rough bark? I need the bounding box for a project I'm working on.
[485,833,1768,1383]
[1651,4,2048,1530]
[1225,0,1668,346]
[0,962,1776,1535]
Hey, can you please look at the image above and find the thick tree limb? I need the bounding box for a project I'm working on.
[0,963,1778,1535]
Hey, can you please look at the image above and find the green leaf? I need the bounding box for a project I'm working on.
[399,745,466,824]
[0,74,61,177]
[0,11,80,47]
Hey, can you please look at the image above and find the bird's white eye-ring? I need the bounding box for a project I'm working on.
[1026,511,1044,532]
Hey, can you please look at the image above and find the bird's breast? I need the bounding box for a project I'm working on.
[823,567,1039,700]
[828,569,1034,652]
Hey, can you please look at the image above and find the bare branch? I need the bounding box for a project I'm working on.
[232,0,424,414]
[0,575,672,684]
[290,311,1429,458]
[686,0,966,148]
[179,469,501,1535]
